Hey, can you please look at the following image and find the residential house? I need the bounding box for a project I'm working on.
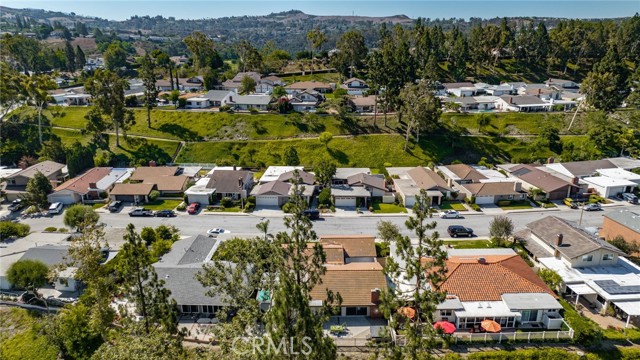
[331,185,373,208]
[185,97,211,109]
[458,181,527,205]
[350,96,377,113]
[4,161,67,201]
[256,75,284,94]
[544,159,617,179]
[63,93,92,106]
[502,164,580,200]
[259,166,304,183]
[309,235,387,317]
[47,167,132,205]
[222,72,262,92]
[606,157,640,172]
[254,180,292,206]
[437,164,487,186]
[169,55,189,66]
[129,166,188,196]
[496,96,553,112]
[227,94,272,111]
[485,84,516,96]
[600,209,640,245]
[205,169,254,201]
[202,90,234,107]
[332,168,372,185]
[156,79,176,92]
[290,90,324,112]
[582,176,637,198]
[153,235,241,315]
[179,77,204,91]
[388,167,452,207]
[277,169,315,185]
[130,166,179,181]
[597,168,640,186]
[518,216,640,327]
[435,248,564,331]
[341,78,370,95]
[347,173,388,197]
[285,81,334,94]
[546,78,580,91]
[109,183,155,203]
[442,82,477,97]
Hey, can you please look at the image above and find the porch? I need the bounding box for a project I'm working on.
[323,315,387,347]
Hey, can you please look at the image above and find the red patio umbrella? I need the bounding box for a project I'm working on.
[481,319,501,333]
[433,321,456,334]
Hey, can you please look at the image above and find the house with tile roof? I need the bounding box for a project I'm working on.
[47,167,121,205]
[501,164,580,200]
[434,248,564,331]
[519,216,640,327]
[388,167,453,207]
[309,235,387,318]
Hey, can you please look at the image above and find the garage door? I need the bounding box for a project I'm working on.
[257,195,280,206]
[474,196,494,205]
[334,197,356,207]
[48,192,80,205]
[115,195,135,203]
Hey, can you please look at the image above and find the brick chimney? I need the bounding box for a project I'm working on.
[149,160,156,167]
[478,257,486,264]
[547,157,555,164]
[371,288,381,304]
[509,97,513,104]
[554,234,563,258]
[514,182,522,192]
[572,177,579,185]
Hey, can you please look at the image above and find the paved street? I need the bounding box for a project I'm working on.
[10,204,628,245]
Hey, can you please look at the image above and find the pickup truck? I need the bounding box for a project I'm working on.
[128,208,155,217]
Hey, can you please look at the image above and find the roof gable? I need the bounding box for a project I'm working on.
[207,170,253,193]
[53,167,112,194]
[407,167,450,191]
[319,235,376,258]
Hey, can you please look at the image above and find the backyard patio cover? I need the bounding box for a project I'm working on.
[612,300,640,328]
[567,283,596,296]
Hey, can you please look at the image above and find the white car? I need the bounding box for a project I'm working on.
[207,228,228,237]
[439,210,461,219]
[48,202,64,215]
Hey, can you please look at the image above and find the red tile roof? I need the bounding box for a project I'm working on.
[440,254,555,302]
[53,167,112,194]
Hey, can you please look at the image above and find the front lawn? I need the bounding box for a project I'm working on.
[372,202,407,213]
[143,199,183,211]
[439,201,467,211]
[443,239,496,249]
[498,200,533,210]
[205,206,243,213]
[91,202,107,210]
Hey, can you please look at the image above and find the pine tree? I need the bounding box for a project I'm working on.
[75,45,86,70]
[21,171,53,211]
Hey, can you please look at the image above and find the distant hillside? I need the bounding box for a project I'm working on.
[0,6,631,53]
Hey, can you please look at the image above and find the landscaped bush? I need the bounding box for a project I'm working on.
[246,196,256,205]
[603,326,640,343]
[176,203,187,211]
[249,107,259,114]
[220,197,233,207]
[44,227,57,232]
[497,200,511,206]
[470,204,481,211]
[0,222,31,240]
[58,228,68,233]
[559,299,602,347]
[464,196,476,205]
[330,205,335,212]
[318,188,331,206]
[149,190,160,202]
[467,348,588,360]
[589,194,605,203]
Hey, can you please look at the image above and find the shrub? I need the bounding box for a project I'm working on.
[44,226,57,232]
[0,222,31,239]
[330,205,335,212]
[220,197,233,207]
[246,196,256,205]
[176,203,187,211]
[467,348,586,360]
[282,202,294,213]
[219,105,231,112]
[368,206,374,212]
[149,190,160,202]
[58,228,68,233]
[249,107,259,114]
[470,204,481,211]
[63,205,99,231]
[7,259,49,290]
[497,200,511,206]
[318,188,331,206]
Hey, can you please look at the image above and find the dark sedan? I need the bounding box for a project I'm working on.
[447,225,474,238]
[155,210,176,217]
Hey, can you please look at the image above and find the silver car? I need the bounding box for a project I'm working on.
[439,210,461,219]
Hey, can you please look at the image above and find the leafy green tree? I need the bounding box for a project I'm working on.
[103,43,127,71]
[47,302,105,360]
[333,30,367,78]
[21,171,53,211]
[235,39,262,73]
[64,205,99,231]
[582,70,623,113]
[272,85,287,98]
[609,235,640,255]
[313,157,336,187]
[152,49,175,91]
[538,117,563,154]
[538,268,562,292]
[489,215,515,244]
[319,131,333,148]
[256,220,273,241]
[139,54,159,128]
[66,141,95,177]
[587,112,622,156]
[318,187,331,207]
[375,190,448,358]
[7,259,49,291]
[91,323,185,360]
[239,75,256,94]
[202,66,219,90]
[399,80,442,150]
[38,138,67,163]
[22,73,57,144]
[282,146,300,166]
[85,69,135,147]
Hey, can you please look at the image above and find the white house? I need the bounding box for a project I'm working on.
[290,90,324,112]
[202,90,234,107]
[259,166,304,183]
[596,168,640,185]
[227,94,272,111]
[582,176,637,198]
[185,97,211,109]
[442,82,477,97]
[341,78,370,95]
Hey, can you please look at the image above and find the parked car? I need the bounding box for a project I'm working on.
[440,210,461,219]
[303,209,320,220]
[48,202,64,215]
[108,200,123,212]
[447,225,474,238]
[583,203,602,211]
[155,210,176,217]
[207,228,227,237]
[621,193,639,204]
[7,199,23,212]
[128,208,154,217]
[563,198,578,209]
[187,202,200,214]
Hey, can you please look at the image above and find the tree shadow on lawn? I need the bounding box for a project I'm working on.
[327,147,349,165]
[156,123,202,141]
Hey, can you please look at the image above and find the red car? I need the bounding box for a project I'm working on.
[187,202,200,214]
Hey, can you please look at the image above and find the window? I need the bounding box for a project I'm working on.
[596,295,605,305]
[345,307,368,316]
[582,254,593,262]
[440,310,453,317]
[603,254,614,261]
[520,310,539,323]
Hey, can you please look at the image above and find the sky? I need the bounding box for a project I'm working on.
[2,0,639,21]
